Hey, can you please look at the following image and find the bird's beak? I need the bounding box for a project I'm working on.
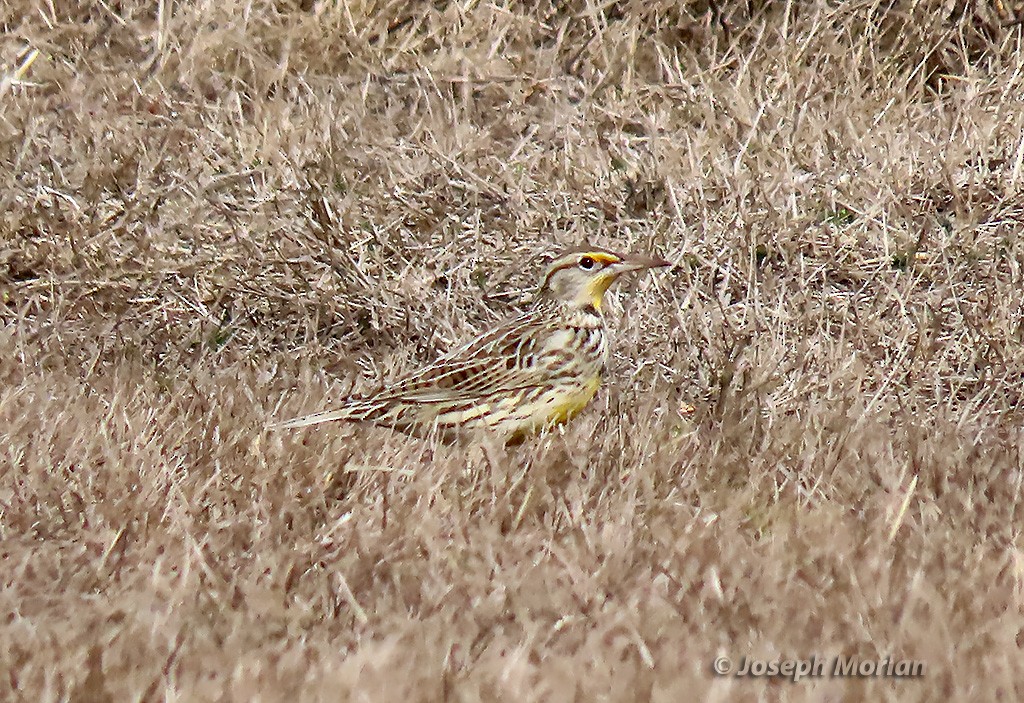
[615,253,672,272]
[583,251,671,311]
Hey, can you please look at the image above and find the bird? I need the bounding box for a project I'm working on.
[272,245,671,441]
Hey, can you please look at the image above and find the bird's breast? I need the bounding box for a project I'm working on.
[548,374,602,424]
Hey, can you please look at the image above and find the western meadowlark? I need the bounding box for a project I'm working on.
[272,245,670,440]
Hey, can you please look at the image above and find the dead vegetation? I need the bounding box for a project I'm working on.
[2,0,1024,700]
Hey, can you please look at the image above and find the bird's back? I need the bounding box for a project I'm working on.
[272,299,609,436]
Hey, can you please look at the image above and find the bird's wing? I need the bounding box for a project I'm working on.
[380,311,561,403]
[271,309,565,429]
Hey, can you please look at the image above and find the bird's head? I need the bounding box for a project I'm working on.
[538,246,671,311]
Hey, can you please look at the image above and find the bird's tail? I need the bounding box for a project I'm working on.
[269,398,390,430]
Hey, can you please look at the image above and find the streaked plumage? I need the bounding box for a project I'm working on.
[272,245,670,440]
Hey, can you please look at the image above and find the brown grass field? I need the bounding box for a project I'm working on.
[3,1,1024,700]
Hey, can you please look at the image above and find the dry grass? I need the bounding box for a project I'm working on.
[2,0,1024,700]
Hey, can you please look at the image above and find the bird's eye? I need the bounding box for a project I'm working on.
[578,256,595,270]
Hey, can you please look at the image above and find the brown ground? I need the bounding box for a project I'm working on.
[2,1,1024,701]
